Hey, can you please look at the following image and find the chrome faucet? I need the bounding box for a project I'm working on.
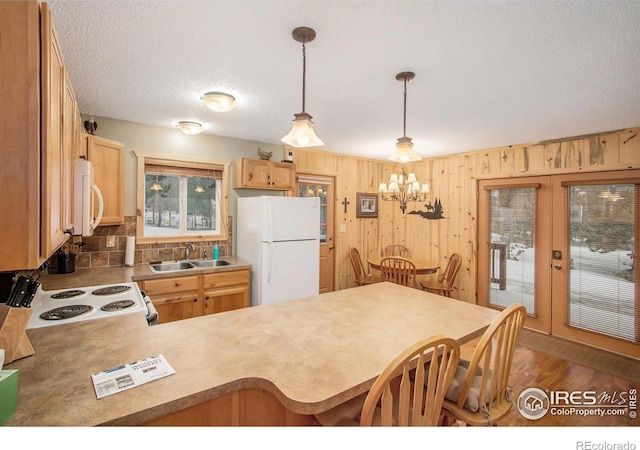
[185,244,195,260]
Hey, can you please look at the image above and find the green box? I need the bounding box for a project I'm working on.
[0,370,18,424]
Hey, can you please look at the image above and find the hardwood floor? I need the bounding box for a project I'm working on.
[459,330,639,426]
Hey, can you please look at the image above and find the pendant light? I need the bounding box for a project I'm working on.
[281,26,324,148]
[388,72,422,162]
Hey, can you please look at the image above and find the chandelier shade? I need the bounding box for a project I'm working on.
[378,166,429,213]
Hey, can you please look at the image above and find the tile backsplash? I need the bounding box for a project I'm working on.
[63,216,229,269]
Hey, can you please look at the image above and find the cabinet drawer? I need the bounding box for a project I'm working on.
[142,275,199,295]
[203,269,250,289]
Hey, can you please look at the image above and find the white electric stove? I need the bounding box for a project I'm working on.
[27,282,157,329]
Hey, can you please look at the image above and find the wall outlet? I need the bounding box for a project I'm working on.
[339,224,346,233]
[106,235,116,248]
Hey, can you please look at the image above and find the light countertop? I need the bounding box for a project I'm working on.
[3,282,499,426]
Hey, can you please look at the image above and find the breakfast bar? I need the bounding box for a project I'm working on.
[4,282,499,426]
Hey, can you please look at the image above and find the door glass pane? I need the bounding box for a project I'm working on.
[298,182,327,242]
[488,188,536,314]
[568,184,636,341]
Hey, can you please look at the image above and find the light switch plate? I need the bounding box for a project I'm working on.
[339,224,346,233]
[106,235,116,248]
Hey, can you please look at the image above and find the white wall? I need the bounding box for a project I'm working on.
[82,116,285,252]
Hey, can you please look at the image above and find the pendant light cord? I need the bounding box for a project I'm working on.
[301,41,307,113]
[402,76,408,138]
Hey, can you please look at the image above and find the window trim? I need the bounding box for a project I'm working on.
[135,151,230,244]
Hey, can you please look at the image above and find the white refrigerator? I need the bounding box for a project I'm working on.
[237,196,320,306]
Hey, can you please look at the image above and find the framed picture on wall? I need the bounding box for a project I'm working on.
[356,193,378,218]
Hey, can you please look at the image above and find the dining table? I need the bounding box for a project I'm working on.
[367,255,440,274]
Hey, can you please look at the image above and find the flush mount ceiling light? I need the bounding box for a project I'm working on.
[388,72,422,163]
[177,121,203,135]
[202,92,236,112]
[281,26,324,148]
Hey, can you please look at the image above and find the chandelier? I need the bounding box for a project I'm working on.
[378,167,429,213]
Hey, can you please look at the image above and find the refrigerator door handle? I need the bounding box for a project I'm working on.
[266,202,274,243]
[266,242,272,283]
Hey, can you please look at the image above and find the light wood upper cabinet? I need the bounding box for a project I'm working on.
[86,135,125,226]
[233,158,296,190]
[41,3,72,259]
[0,2,75,271]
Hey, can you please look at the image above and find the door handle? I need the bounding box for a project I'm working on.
[554,264,562,270]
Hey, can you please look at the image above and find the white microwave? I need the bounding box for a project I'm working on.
[73,159,104,236]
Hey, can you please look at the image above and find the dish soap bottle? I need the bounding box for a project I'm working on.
[213,244,220,260]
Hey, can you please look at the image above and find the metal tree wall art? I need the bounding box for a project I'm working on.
[408,198,445,220]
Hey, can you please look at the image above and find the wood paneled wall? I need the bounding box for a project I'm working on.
[292,127,640,303]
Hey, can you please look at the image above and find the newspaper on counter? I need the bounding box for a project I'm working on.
[91,354,175,399]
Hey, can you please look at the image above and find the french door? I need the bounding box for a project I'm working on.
[478,170,640,359]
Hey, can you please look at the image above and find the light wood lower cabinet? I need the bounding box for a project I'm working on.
[202,270,250,315]
[139,269,250,324]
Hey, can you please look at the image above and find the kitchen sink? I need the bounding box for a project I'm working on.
[191,259,231,268]
[148,259,232,272]
[149,261,196,272]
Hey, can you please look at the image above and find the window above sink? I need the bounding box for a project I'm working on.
[135,152,230,246]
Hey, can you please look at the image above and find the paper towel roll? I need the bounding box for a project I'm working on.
[125,236,135,266]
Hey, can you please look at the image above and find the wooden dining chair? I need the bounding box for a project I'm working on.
[384,244,411,258]
[349,247,384,286]
[421,253,462,297]
[314,334,460,426]
[380,256,417,288]
[441,303,526,426]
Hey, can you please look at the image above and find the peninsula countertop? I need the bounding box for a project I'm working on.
[3,282,499,426]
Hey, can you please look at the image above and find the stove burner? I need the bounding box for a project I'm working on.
[101,300,135,312]
[40,305,93,321]
[92,285,132,296]
[51,289,86,299]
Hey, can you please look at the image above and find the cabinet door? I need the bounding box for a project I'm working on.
[63,74,77,233]
[142,276,202,324]
[151,290,201,324]
[203,285,250,315]
[87,135,125,225]
[202,270,250,315]
[269,162,296,190]
[236,158,271,188]
[40,4,70,259]
[233,159,295,190]
[0,1,42,271]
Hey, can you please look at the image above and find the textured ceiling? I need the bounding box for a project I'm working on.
[48,0,640,161]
